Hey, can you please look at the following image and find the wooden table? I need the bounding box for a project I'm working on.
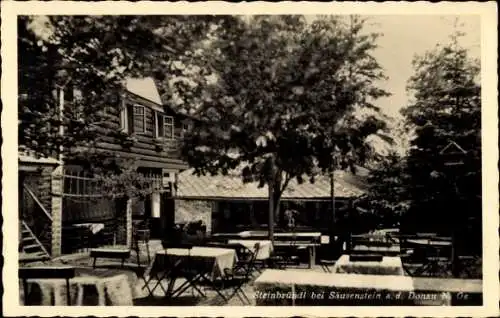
[332,254,405,276]
[147,246,237,299]
[238,231,322,242]
[352,244,401,256]
[227,239,273,260]
[274,242,320,268]
[406,239,453,276]
[90,247,131,268]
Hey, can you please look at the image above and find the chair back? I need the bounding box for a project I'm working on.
[252,242,261,261]
[241,243,260,277]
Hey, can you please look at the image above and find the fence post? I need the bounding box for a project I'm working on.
[51,165,64,257]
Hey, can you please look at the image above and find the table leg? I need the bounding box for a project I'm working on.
[22,279,28,305]
[172,274,206,298]
[200,274,226,302]
[76,285,84,305]
[146,242,151,264]
[308,246,316,268]
[96,283,106,305]
[66,279,71,306]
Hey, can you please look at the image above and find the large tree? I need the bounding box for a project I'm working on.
[401,31,481,239]
[179,15,391,241]
[18,15,225,171]
[18,15,230,201]
[360,29,481,245]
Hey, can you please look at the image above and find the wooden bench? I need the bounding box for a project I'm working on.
[19,266,75,305]
[89,248,131,268]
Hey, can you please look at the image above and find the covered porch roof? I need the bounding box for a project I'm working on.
[176,168,368,201]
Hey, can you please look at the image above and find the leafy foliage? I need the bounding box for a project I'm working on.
[178,15,391,226]
[360,30,481,234]
[18,15,221,198]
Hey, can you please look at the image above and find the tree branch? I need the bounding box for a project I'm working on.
[279,171,293,195]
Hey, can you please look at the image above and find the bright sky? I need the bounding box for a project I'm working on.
[29,14,481,122]
[363,15,481,119]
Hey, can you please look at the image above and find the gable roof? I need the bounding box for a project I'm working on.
[439,140,468,155]
[125,77,163,106]
[176,169,367,201]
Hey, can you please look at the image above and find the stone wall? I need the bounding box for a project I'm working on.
[175,200,213,234]
[51,166,63,257]
[23,167,53,212]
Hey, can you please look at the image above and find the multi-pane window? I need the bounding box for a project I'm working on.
[156,113,175,139]
[133,105,146,133]
[164,116,174,139]
[120,104,176,138]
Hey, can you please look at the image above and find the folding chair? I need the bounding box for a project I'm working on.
[161,244,207,299]
[141,253,183,298]
[19,266,75,306]
[269,244,300,269]
[133,228,151,265]
[219,264,253,305]
[234,242,261,278]
[456,255,480,278]
[317,245,336,273]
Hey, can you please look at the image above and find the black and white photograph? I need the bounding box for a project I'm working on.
[1,2,498,317]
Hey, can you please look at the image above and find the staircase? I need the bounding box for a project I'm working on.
[19,221,51,264]
[19,182,53,264]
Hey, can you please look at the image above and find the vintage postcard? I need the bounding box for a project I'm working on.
[1,1,498,317]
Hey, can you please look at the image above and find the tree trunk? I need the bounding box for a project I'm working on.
[268,156,279,246]
[273,184,282,229]
[115,197,128,245]
[268,179,275,246]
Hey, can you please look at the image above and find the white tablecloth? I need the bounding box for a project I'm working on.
[332,255,405,276]
[253,269,482,306]
[254,269,414,305]
[150,246,237,280]
[73,223,105,234]
[20,270,136,306]
[352,244,401,255]
[228,239,273,260]
[238,231,321,241]
[255,269,413,290]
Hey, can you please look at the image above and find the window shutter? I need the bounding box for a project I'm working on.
[145,108,152,133]
[120,103,128,132]
[127,104,134,133]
